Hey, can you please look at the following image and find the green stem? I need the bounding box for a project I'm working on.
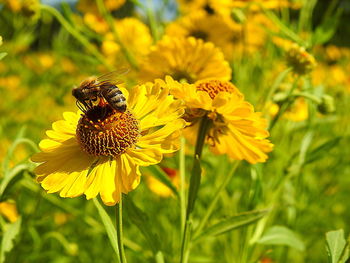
[180,116,211,263]
[268,76,301,131]
[262,67,292,113]
[179,137,186,232]
[40,5,112,70]
[192,161,240,240]
[96,0,139,70]
[116,198,127,263]
[146,0,160,42]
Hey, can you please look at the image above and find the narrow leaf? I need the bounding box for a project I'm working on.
[326,229,349,263]
[0,163,31,199]
[313,9,342,45]
[145,165,179,197]
[92,198,120,261]
[0,217,22,263]
[305,137,341,165]
[124,196,160,254]
[186,155,201,215]
[194,210,268,242]
[258,225,305,251]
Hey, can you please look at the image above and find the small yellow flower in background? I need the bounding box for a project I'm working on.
[139,36,231,83]
[176,0,232,16]
[229,0,302,10]
[0,201,19,223]
[146,167,179,198]
[54,212,70,225]
[84,13,109,34]
[165,10,239,59]
[166,10,233,43]
[31,79,186,205]
[168,76,273,164]
[270,98,309,122]
[286,43,317,75]
[77,0,126,15]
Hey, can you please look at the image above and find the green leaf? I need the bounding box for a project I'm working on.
[326,229,349,263]
[305,137,341,165]
[186,155,202,216]
[0,52,7,60]
[0,163,31,199]
[257,225,305,251]
[92,198,120,261]
[313,8,343,45]
[144,165,179,197]
[0,217,22,263]
[123,196,161,254]
[194,210,268,242]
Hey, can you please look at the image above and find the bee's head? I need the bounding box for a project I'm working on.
[72,86,85,100]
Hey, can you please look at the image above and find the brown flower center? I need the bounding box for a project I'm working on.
[196,79,236,99]
[76,105,140,156]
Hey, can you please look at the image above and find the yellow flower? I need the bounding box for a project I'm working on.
[229,0,302,10]
[83,13,109,34]
[270,98,308,122]
[165,10,236,59]
[139,36,231,83]
[286,43,317,75]
[145,167,179,198]
[176,0,232,16]
[31,79,186,205]
[0,201,19,223]
[168,77,273,164]
[77,0,126,14]
[101,18,153,64]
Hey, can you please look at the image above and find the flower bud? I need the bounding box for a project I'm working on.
[317,94,335,114]
[286,43,316,75]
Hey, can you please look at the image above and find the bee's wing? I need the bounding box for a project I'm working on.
[97,68,130,85]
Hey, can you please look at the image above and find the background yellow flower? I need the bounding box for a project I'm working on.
[139,36,231,83]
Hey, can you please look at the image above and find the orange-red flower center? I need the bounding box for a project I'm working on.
[76,105,140,156]
[196,79,236,99]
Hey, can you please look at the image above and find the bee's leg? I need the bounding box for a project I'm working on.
[76,101,86,113]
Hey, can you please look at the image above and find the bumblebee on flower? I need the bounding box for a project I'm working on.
[31,78,186,205]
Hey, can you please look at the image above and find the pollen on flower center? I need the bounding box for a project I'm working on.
[196,79,236,99]
[76,105,140,157]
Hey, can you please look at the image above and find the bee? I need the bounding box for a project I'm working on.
[72,68,129,113]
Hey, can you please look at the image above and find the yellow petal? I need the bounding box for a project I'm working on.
[126,147,162,166]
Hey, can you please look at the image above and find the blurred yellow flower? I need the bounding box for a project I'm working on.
[270,98,308,122]
[139,36,231,83]
[176,0,232,16]
[146,167,179,198]
[0,201,19,223]
[77,0,126,14]
[169,77,273,164]
[31,79,185,205]
[84,13,109,34]
[286,43,317,75]
[101,18,152,64]
[165,10,236,59]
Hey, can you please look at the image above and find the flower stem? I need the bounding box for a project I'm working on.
[192,161,240,240]
[179,137,186,232]
[268,75,301,131]
[180,116,211,263]
[116,198,127,263]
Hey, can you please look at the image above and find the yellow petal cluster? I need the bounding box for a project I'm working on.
[168,76,273,164]
[139,36,231,83]
[31,79,186,205]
